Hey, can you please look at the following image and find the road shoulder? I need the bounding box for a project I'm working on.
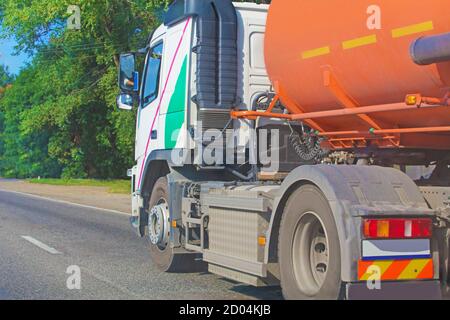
[0,179,130,214]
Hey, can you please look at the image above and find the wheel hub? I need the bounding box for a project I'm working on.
[292,212,330,296]
[148,201,170,248]
[310,225,328,286]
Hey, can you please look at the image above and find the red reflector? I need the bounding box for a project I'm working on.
[389,219,405,238]
[363,218,432,239]
[413,219,432,238]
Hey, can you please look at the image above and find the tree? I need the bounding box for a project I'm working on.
[0,0,168,178]
[0,65,12,87]
[0,0,269,179]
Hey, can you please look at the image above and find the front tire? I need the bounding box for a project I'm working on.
[147,176,203,273]
[278,184,342,300]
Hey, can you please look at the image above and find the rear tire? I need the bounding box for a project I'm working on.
[278,184,342,300]
[147,176,203,273]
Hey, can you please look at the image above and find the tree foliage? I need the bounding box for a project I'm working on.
[0,64,12,87]
[0,0,265,179]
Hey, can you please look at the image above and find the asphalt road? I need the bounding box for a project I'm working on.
[0,189,282,300]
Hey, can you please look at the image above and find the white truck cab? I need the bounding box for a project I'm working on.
[119,2,270,225]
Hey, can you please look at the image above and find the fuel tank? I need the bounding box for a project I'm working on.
[264,0,450,149]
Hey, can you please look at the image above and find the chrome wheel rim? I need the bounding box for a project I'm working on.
[148,198,170,250]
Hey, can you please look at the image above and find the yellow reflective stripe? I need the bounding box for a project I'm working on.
[342,35,377,50]
[398,259,430,280]
[359,260,393,281]
[392,21,434,38]
[301,46,330,59]
[299,21,435,59]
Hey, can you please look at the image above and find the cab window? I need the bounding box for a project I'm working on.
[142,42,163,108]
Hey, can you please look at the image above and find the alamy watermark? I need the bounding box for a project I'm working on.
[66,265,81,290]
[366,265,382,290]
[67,5,81,30]
[169,121,281,173]
[366,5,382,30]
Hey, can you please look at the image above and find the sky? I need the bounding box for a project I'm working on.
[0,36,30,75]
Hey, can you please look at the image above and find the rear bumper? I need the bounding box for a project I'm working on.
[346,280,442,300]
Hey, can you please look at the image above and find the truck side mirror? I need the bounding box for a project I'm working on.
[116,93,134,111]
[119,53,139,93]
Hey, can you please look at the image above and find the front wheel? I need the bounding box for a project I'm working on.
[147,176,203,273]
[278,184,342,299]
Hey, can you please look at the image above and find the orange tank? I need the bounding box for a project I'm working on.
[263,0,450,150]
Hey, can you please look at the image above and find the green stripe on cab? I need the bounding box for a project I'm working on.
[164,56,187,149]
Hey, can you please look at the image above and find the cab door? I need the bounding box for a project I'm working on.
[134,38,165,190]
[157,18,193,151]
[135,19,193,191]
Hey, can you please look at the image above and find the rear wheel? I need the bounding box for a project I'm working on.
[147,176,203,273]
[279,184,342,299]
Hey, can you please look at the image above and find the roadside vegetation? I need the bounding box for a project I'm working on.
[28,178,130,194]
[0,1,266,181]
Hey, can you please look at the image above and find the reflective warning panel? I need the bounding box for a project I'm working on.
[358,259,434,281]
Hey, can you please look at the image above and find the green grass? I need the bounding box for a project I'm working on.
[27,178,130,194]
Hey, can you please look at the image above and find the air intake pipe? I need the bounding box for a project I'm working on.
[410,32,450,65]
[164,0,239,109]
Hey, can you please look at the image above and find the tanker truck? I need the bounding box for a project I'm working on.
[116,0,450,299]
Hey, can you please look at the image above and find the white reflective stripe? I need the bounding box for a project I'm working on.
[362,239,430,259]
[405,220,412,238]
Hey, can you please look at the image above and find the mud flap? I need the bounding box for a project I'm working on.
[346,280,442,300]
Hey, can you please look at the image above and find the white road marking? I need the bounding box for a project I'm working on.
[21,236,62,255]
[0,189,129,216]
